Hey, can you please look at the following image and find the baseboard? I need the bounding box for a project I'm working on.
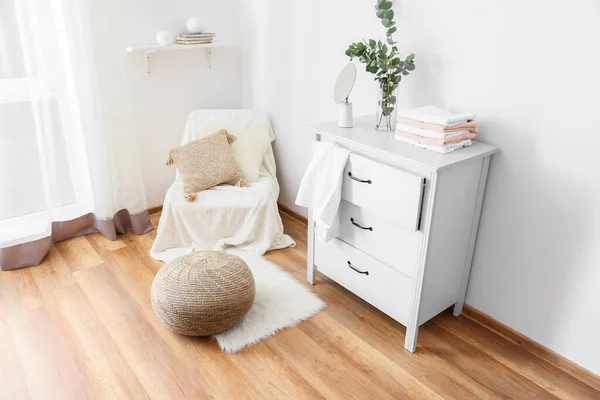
[148,205,163,215]
[463,305,600,387]
[277,202,308,226]
[149,203,305,223]
[150,203,304,222]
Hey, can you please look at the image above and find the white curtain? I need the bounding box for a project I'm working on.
[0,0,149,269]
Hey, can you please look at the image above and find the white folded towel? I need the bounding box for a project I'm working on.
[396,123,472,140]
[395,134,472,154]
[397,105,475,127]
[296,141,351,241]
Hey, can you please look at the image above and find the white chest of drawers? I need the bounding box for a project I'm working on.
[306,116,498,352]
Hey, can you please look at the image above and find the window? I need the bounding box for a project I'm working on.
[0,1,76,222]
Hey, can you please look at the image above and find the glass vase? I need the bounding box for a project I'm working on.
[375,82,399,132]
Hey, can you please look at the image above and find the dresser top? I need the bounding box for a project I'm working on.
[309,116,499,171]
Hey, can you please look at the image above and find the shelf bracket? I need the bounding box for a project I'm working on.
[206,48,212,69]
[145,52,151,75]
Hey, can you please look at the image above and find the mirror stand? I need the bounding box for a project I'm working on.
[338,98,353,128]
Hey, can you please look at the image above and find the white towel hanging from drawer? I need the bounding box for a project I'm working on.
[296,141,351,241]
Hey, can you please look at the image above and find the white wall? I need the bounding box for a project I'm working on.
[241,0,600,375]
[240,0,391,212]
[90,0,242,207]
[397,0,600,376]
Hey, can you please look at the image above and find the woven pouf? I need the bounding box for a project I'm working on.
[151,251,255,336]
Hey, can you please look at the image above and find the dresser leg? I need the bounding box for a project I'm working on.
[307,264,316,285]
[453,302,464,316]
[454,156,490,318]
[306,245,317,285]
[404,325,418,352]
[307,234,315,284]
[307,214,316,285]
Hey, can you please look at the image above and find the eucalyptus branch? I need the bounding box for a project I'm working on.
[345,0,416,89]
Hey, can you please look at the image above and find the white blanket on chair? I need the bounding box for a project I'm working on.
[151,150,295,262]
[150,110,295,263]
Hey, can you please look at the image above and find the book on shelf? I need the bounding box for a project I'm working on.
[176,37,214,42]
[175,39,213,45]
[177,32,216,39]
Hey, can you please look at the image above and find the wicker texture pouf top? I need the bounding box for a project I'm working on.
[151,250,255,336]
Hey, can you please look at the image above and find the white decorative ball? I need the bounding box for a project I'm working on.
[186,17,204,34]
[156,31,175,46]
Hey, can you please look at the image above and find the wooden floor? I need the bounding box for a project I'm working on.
[1,211,599,399]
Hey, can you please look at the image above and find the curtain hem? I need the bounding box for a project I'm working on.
[0,209,153,271]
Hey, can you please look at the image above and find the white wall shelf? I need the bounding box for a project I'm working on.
[125,41,239,74]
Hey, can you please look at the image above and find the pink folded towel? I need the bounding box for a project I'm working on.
[395,129,477,146]
[398,117,478,133]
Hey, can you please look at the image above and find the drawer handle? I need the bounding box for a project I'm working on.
[348,172,372,184]
[347,261,369,275]
[350,218,373,231]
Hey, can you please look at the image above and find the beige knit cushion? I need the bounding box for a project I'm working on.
[166,129,245,202]
[151,251,255,336]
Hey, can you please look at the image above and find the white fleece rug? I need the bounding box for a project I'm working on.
[215,249,326,353]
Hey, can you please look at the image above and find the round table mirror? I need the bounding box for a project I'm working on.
[333,63,357,104]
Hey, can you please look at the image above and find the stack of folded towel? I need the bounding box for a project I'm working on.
[395,105,478,154]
